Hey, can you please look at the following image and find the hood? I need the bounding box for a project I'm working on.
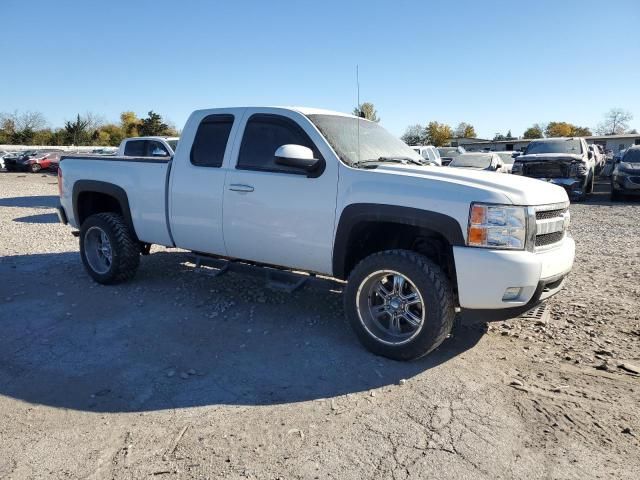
[373,163,569,206]
[619,162,640,171]
[517,153,584,163]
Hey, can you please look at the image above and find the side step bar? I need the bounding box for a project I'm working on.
[184,253,344,293]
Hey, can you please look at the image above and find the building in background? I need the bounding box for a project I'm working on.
[460,134,640,152]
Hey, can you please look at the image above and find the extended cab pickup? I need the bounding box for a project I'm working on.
[57,107,575,360]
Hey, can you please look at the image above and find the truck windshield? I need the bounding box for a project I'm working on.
[449,154,492,168]
[306,114,424,167]
[167,139,178,152]
[525,139,582,155]
[622,149,640,163]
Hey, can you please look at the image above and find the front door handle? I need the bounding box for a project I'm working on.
[229,184,254,193]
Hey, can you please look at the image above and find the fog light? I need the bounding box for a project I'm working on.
[502,287,522,301]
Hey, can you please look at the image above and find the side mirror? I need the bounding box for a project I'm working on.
[274,144,323,174]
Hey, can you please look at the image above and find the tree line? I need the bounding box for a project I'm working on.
[401,108,636,146]
[0,110,179,146]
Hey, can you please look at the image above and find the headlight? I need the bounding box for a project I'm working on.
[467,203,528,250]
[511,162,523,174]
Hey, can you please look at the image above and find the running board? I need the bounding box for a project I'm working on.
[184,253,344,293]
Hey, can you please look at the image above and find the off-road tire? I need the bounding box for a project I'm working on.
[80,212,140,284]
[344,249,455,361]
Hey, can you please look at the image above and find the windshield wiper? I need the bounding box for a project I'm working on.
[353,156,425,168]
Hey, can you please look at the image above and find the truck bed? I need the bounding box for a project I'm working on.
[59,155,174,246]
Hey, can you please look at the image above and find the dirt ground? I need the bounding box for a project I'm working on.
[0,172,638,479]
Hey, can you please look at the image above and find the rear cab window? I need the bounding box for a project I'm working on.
[190,114,235,167]
[124,140,146,157]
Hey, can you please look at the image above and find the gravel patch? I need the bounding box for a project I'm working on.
[0,172,638,479]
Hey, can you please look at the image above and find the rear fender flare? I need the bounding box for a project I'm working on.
[72,180,137,240]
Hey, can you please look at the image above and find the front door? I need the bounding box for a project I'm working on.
[222,111,338,274]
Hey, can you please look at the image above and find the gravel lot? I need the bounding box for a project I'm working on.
[0,172,638,479]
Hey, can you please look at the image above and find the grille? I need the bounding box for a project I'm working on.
[524,163,567,178]
[535,231,564,247]
[536,208,568,220]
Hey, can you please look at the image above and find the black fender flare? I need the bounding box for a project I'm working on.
[332,203,465,279]
[72,180,137,239]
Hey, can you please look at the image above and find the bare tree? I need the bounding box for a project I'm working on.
[0,110,47,131]
[595,108,633,135]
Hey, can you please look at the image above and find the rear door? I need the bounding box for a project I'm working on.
[169,109,244,255]
[222,109,338,274]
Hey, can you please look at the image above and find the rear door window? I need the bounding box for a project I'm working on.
[190,115,234,168]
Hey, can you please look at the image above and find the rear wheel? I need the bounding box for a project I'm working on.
[30,163,41,173]
[80,212,140,284]
[344,250,455,360]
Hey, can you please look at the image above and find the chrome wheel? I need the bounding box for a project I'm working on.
[84,226,113,274]
[355,270,425,345]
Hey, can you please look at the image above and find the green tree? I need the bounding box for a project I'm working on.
[138,111,170,136]
[352,102,380,122]
[401,124,424,145]
[571,125,592,137]
[425,121,453,147]
[64,114,91,145]
[120,111,141,137]
[523,124,544,139]
[455,122,476,138]
[98,123,125,146]
[505,130,514,139]
[545,122,573,137]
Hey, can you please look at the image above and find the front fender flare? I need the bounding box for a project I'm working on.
[332,203,465,279]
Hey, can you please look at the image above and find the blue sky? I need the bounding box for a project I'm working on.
[2,0,638,138]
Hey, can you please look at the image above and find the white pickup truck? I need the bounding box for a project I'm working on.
[117,136,179,157]
[57,107,575,360]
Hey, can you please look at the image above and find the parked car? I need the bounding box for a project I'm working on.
[4,149,64,172]
[91,148,118,156]
[611,146,640,200]
[448,152,508,173]
[511,137,596,201]
[603,149,625,177]
[588,144,605,174]
[411,145,442,165]
[57,106,574,360]
[0,150,11,169]
[495,151,516,173]
[117,136,179,157]
[437,146,466,166]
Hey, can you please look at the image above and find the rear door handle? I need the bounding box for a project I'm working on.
[229,184,254,193]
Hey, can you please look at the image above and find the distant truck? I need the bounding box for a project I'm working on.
[117,136,179,157]
[57,107,575,360]
[512,137,596,201]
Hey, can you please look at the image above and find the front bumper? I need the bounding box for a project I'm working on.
[539,177,585,198]
[453,237,575,321]
[612,175,640,193]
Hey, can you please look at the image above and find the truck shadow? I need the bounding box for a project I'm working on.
[0,251,484,413]
[13,213,59,224]
[0,195,59,209]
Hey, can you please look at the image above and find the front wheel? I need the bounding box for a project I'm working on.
[80,212,140,284]
[344,250,455,360]
[30,163,41,173]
